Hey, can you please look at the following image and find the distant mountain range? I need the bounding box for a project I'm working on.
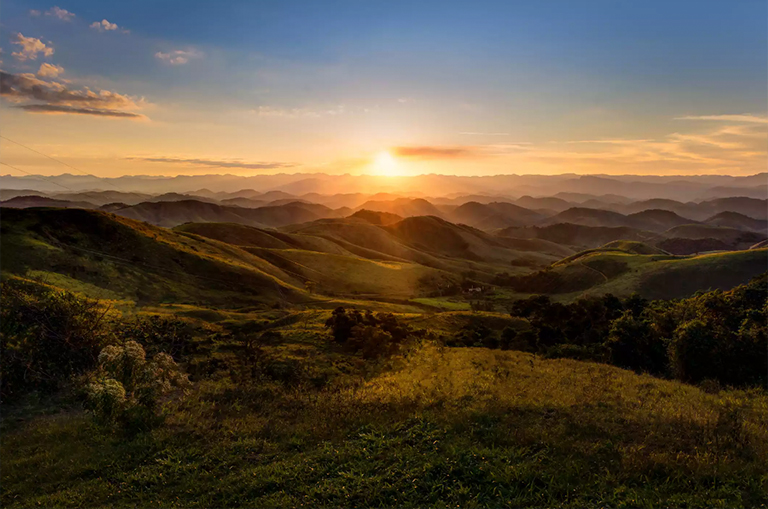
[1,172,765,201]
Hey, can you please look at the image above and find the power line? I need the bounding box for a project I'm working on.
[0,135,126,193]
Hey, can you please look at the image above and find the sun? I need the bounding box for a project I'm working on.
[371,150,401,177]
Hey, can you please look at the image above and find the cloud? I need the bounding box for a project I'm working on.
[565,139,656,144]
[125,157,297,170]
[459,132,513,136]
[675,114,768,124]
[252,105,345,118]
[515,119,767,174]
[37,63,64,78]
[11,33,54,61]
[90,19,128,33]
[155,49,203,65]
[18,104,144,118]
[29,9,41,16]
[1,70,146,119]
[393,146,478,159]
[45,7,75,21]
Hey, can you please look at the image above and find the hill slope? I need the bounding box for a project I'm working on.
[505,246,767,299]
[112,200,328,228]
[0,208,306,307]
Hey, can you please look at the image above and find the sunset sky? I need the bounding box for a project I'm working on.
[1,0,766,177]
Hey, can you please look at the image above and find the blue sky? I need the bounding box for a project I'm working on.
[1,0,765,176]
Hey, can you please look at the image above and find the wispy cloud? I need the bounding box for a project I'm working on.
[565,139,656,144]
[155,49,203,65]
[518,119,767,174]
[459,132,512,136]
[252,105,346,117]
[1,70,147,119]
[18,104,144,118]
[393,146,478,159]
[11,34,54,61]
[125,157,297,170]
[675,114,768,124]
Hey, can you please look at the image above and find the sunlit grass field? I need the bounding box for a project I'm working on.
[4,342,766,508]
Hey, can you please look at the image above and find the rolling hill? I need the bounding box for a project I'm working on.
[448,201,544,229]
[348,209,404,225]
[111,200,332,228]
[0,207,306,307]
[505,245,767,300]
[663,224,766,246]
[540,207,697,232]
[497,223,659,249]
[355,197,445,218]
[704,211,768,232]
[0,196,97,209]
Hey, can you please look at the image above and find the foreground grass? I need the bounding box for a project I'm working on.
[3,345,767,508]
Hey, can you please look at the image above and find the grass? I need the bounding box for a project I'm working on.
[2,207,767,507]
[513,248,768,300]
[3,344,766,508]
[409,297,472,311]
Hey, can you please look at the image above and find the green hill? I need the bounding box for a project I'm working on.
[497,223,659,249]
[0,208,306,307]
[601,240,667,255]
[506,246,768,299]
[113,200,328,228]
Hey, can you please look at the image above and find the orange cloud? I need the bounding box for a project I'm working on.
[393,146,478,159]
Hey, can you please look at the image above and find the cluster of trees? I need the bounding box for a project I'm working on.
[500,274,767,387]
[325,307,422,358]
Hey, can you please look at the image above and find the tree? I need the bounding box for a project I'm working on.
[605,312,666,374]
[668,319,721,383]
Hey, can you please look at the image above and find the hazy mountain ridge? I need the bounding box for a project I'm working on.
[2,172,765,200]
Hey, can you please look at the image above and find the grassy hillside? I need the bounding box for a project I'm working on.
[3,342,765,507]
[113,200,329,228]
[601,240,667,255]
[448,201,544,230]
[175,222,354,256]
[664,224,766,243]
[705,211,768,232]
[245,247,447,298]
[0,208,307,307]
[497,223,659,249]
[506,246,768,299]
[348,209,403,225]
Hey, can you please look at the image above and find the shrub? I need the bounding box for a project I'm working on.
[85,341,190,433]
[1,279,114,403]
[325,308,412,357]
[120,315,197,361]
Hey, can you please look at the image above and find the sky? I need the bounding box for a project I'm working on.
[0,0,766,177]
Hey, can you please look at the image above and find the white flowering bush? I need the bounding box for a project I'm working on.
[85,341,190,432]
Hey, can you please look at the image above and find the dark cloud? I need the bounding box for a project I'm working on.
[18,104,144,118]
[0,70,144,118]
[126,157,297,170]
[393,146,477,159]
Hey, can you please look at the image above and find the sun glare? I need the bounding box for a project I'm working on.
[372,150,401,177]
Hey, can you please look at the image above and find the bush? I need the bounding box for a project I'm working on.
[120,315,197,361]
[1,279,114,403]
[325,308,413,357]
[84,341,190,433]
